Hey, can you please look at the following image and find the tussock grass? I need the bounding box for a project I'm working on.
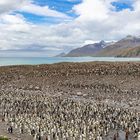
[0,136,8,140]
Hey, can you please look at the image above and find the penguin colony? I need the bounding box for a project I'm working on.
[0,62,140,140]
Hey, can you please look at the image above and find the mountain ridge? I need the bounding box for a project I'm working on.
[65,40,107,57]
[64,35,140,57]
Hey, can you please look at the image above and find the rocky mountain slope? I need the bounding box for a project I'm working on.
[116,46,140,57]
[65,35,140,57]
[65,41,107,57]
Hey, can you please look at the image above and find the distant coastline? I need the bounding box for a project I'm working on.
[1,57,140,67]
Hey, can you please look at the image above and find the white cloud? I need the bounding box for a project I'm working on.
[71,0,140,40]
[0,0,70,19]
[0,0,28,14]
[84,40,98,45]
[1,14,25,24]
[20,3,70,19]
[73,0,110,21]
[0,14,31,32]
[0,0,140,57]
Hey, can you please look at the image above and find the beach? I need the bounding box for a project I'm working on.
[0,62,140,140]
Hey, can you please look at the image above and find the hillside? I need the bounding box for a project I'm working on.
[65,36,140,57]
[65,41,106,57]
[116,46,140,57]
[95,36,140,57]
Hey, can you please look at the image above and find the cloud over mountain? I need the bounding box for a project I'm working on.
[0,0,140,56]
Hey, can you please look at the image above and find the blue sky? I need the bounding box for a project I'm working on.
[112,1,134,11]
[17,0,133,24]
[18,0,82,24]
[0,0,139,57]
[33,0,81,13]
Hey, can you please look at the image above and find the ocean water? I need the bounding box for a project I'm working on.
[0,57,140,66]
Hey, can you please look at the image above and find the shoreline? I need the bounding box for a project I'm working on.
[0,57,140,67]
[1,60,140,66]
